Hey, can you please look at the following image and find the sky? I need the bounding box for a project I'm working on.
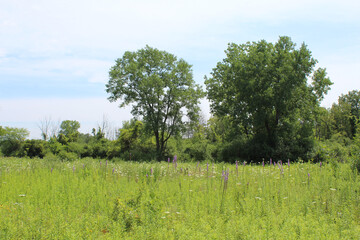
[1,0,359,139]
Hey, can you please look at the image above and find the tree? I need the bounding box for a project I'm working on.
[106,46,204,160]
[338,90,360,138]
[0,126,29,156]
[330,100,352,139]
[205,36,332,161]
[38,116,52,141]
[58,120,81,143]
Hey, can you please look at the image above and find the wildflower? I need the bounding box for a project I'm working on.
[320,162,322,168]
[270,158,272,165]
[262,161,264,167]
[112,168,115,174]
[151,168,153,175]
[288,159,290,167]
[73,166,75,173]
[51,167,53,173]
[168,158,170,163]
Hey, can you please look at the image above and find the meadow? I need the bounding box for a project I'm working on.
[1,157,360,239]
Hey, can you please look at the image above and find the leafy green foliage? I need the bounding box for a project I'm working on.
[106,46,205,160]
[59,120,81,143]
[0,126,29,156]
[21,139,46,158]
[205,36,332,161]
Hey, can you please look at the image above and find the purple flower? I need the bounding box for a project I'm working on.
[112,168,115,174]
[83,164,85,169]
[168,158,170,163]
[100,161,102,167]
[236,161,238,169]
[243,161,246,166]
[320,162,322,168]
[262,161,264,167]
[51,167,53,173]
[174,155,177,162]
[270,158,272,165]
[151,168,153,175]
[288,159,290,167]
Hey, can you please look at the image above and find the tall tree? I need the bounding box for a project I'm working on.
[106,46,204,160]
[58,120,81,143]
[205,36,332,160]
[338,90,360,138]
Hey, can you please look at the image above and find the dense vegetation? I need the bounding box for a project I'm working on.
[1,158,360,239]
[1,37,360,171]
[1,36,360,239]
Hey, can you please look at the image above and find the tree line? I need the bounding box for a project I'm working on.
[1,36,360,167]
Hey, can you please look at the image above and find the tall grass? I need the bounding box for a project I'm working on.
[1,157,360,239]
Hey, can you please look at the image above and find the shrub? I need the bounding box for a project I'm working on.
[22,139,46,158]
[58,150,78,161]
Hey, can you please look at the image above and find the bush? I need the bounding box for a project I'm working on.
[58,150,78,161]
[22,139,46,158]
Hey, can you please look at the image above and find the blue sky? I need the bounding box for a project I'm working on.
[1,0,359,138]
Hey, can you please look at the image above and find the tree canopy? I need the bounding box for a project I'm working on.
[106,46,204,160]
[58,120,81,143]
[205,36,333,160]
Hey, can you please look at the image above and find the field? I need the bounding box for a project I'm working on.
[1,157,360,239]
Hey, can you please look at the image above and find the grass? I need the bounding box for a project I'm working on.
[1,157,360,239]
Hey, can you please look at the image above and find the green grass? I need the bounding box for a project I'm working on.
[1,157,360,239]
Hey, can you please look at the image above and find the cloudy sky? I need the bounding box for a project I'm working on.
[1,0,359,139]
